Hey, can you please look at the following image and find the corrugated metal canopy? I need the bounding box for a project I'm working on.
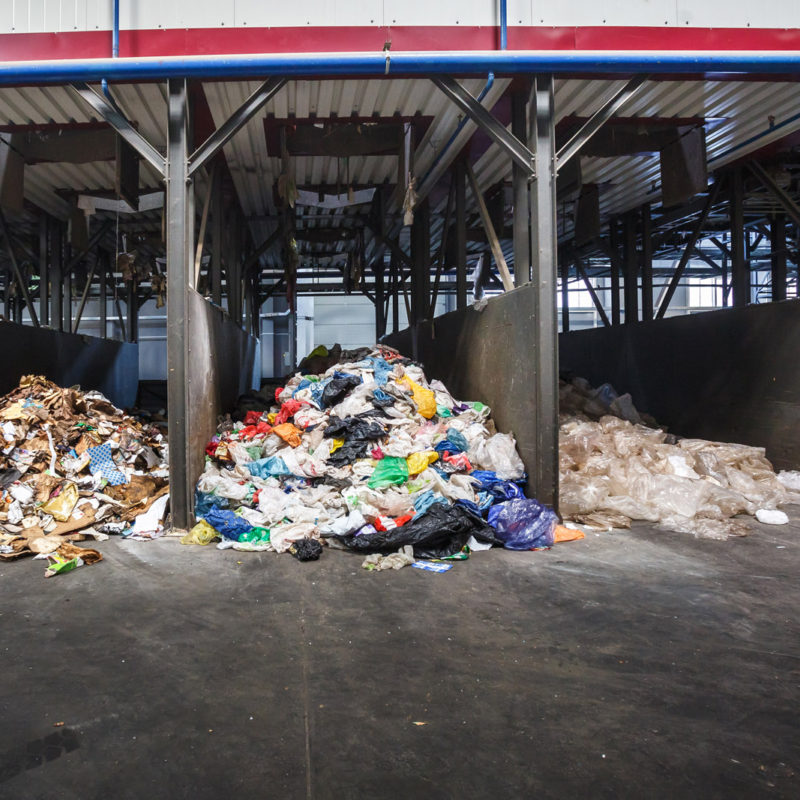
[0,75,798,266]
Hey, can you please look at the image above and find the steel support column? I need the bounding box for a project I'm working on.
[126,278,138,342]
[730,168,749,308]
[374,261,385,340]
[50,222,63,332]
[608,219,621,325]
[166,78,194,531]
[410,197,430,325]
[38,215,49,326]
[455,159,468,309]
[771,213,787,302]
[512,87,530,287]
[99,252,107,337]
[211,175,223,305]
[390,253,399,333]
[623,213,638,324]
[640,203,653,320]
[529,74,558,508]
[560,258,569,332]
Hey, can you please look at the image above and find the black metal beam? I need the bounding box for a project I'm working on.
[771,213,787,302]
[623,212,638,324]
[656,178,723,318]
[730,168,749,308]
[640,203,653,320]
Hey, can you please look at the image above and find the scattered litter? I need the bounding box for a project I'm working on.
[559,376,800,539]
[755,509,789,525]
[411,561,453,573]
[362,545,415,571]
[0,375,168,570]
[191,344,559,566]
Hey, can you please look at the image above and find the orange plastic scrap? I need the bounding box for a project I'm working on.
[272,423,303,448]
[554,524,585,543]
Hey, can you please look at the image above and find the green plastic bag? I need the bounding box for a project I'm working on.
[239,526,271,544]
[368,456,409,489]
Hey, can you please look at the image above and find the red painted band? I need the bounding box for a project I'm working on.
[0,26,798,63]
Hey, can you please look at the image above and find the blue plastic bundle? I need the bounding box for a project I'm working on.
[470,470,525,501]
[203,506,255,541]
[487,498,557,550]
[247,455,291,479]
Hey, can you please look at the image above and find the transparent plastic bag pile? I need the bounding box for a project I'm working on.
[559,376,800,539]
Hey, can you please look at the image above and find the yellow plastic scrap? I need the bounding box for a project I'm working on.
[329,437,345,454]
[399,377,436,419]
[180,520,219,546]
[42,482,80,522]
[267,412,278,425]
[406,450,439,475]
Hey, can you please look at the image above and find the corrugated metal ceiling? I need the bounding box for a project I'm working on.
[0,76,798,264]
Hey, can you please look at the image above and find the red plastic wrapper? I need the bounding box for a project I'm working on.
[275,398,307,426]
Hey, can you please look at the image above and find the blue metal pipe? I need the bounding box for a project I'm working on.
[500,0,508,51]
[112,0,120,59]
[101,0,120,105]
[1,51,800,85]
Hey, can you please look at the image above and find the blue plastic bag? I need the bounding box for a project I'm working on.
[445,428,469,452]
[435,439,463,456]
[203,507,254,541]
[470,470,525,500]
[247,455,291,479]
[487,498,557,550]
[195,490,229,517]
[413,489,449,515]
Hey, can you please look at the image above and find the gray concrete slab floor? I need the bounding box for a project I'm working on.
[1,510,799,799]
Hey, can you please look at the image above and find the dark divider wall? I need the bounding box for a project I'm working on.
[383,284,540,498]
[559,299,800,470]
[186,290,260,496]
[0,320,138,408]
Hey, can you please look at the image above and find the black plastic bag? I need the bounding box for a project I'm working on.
[323,414,386,467]
[323,415,385,441]
[321,374,362,408]
[333,503,500,559]
[289,538,323,561]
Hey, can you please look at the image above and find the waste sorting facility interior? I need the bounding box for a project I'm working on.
[3,2,800,523]
[1,2,800,797]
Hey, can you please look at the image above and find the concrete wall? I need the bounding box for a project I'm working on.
[0,319,138,408]
[187,289,260,492]
[559,299,800,470]
[383,284,541,498]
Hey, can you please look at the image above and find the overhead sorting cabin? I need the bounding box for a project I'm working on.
[186,345,566,559]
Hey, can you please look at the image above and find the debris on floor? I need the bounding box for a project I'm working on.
[559,376,800,539]
[0,375,169,567]
[192,345,562,563]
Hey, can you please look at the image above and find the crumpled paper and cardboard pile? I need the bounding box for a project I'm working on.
[0,375,169,571]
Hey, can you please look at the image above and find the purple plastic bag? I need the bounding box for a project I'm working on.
[487,498,557,550]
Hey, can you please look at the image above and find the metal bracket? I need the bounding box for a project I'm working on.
[70,82,166,176]
[432,77,535,177]
[188,77,287,178]
[556,75,649,172]
[747,160,800,229]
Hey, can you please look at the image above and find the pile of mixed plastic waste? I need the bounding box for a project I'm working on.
[187,345,579,568]
[559,376,800,539]
[0,375,169,575]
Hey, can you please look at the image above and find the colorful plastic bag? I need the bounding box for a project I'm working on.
[399,377,436,419]
[487,498,557,550]
[368,456,409,489]
[406,450,439,475]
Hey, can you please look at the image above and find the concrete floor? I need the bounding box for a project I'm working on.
[1,512,798,799]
